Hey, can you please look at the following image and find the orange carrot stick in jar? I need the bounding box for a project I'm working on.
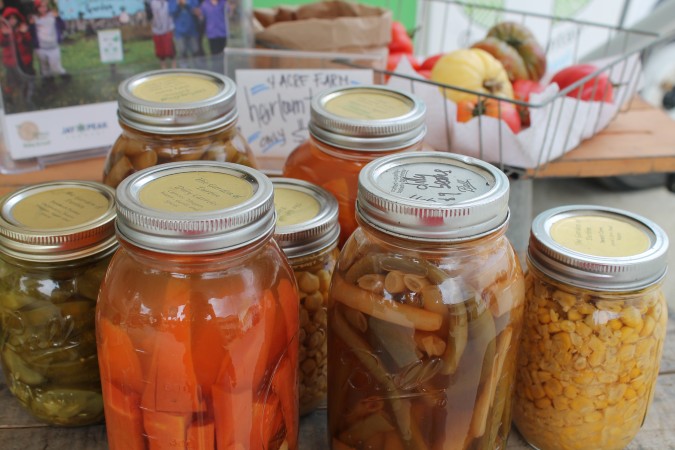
[97,317,144,394]
[272,353,299,450]
[102,383,144,450]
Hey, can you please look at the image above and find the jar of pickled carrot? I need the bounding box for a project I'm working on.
[513,205,669,450]
[327,152,525,450]
[0,181,117,426]
[97,161,299,450]
[102,69,256,188]
[282,85,426,247]
[272,178,340,416]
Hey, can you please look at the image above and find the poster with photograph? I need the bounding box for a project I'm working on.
[0,0,250,170]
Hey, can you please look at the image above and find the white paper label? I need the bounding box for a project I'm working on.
[235,69,373,174]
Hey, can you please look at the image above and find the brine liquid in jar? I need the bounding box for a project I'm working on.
[103,68,256,188]
[0,181,117,426]
[282,85,427,246]
[327,152,526,449]
[514,205,669,450]
[97,161,299,450]
[272,177,340,415]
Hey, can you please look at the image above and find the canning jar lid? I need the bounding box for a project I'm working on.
[115,161,275,254]
[528,205,669,291]
[0,181,117,262]
[117,69,238,135]
[272,178,339,258]
[309,85,427,151]
[356,152,510,241]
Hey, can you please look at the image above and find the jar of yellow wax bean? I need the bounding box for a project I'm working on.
[272,178,340,416]
[513,205,669,450]
[327,152,525,450]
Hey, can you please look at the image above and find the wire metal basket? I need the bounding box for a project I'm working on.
[357,0,664,178]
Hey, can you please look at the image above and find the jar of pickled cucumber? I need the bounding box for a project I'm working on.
[327,152,525,450]
[102,68,256,188]
[513,205,669,450]
[282,85,426,247]
[272,177,340,416]
[98,161,299,450]
[0,181,117,426]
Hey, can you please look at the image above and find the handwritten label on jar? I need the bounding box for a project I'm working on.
[274,187,320,226]
[133,74,220,103]
[550,215,651,257]
[379,162,492,204]
[139,171,253,212]
[12,187,111,229]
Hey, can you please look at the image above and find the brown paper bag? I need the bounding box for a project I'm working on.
[253,1,391,66]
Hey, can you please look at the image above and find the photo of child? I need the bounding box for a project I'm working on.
[0,6,35,109]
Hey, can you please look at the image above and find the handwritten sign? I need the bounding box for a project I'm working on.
[235,69,373,174]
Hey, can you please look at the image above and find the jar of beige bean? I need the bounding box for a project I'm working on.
[272,178,340,415]
[102,69,256,188]
[327,152,526,449]
[514,205,669,450]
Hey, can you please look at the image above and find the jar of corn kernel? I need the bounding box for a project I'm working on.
[271,178,340,415]
[514,205,669,450]
[102,69,256,188]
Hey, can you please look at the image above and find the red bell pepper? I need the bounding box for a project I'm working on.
[550,64,614,102]
[388,21,413,55]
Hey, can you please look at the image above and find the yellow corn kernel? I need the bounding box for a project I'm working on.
[550,309,560,322]
[624,388,638,400]
[621,327,639,344]
[584,411,603,423]
[567,309,582,321]
[538,371,553,383]
[535,397,552,409]
[544,379,564,398]
[573,372,594,385]
[570,396,594,414]
[560,320,575,333]
[630,375,646,391]
[635,338,653,357]
[531,383,546,400]
[608,384,628,404]
[597,372,619,384]
[597,300,623,313]
[618,344,636,362]
[588,350,605,367]
[575,322,592,338]
[552,332,572,353]
[548,322,562,333]
[538,312,552,324]
[552,396,569,411]
[553,290,577,311]
[578,303,596,315]
[608,319,623,331]
[588,335,604,352]
[573,357,587,371]
[640,316,656,337]
[620,306,643,330]
[594,399,609,410]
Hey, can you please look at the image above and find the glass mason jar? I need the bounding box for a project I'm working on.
[102,69,256,188]
[282,85,427,247]
[0,181,117,426]
[513,205,669,450]
[97,162,299,450]
[327,152,526,450]
[272,178,340,416]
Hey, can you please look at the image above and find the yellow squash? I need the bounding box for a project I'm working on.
[430,48,514,103]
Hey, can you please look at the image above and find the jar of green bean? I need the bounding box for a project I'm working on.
[327,152,525,450]
[0,181,117,426]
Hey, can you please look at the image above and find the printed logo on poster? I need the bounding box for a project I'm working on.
[16,122,50,147]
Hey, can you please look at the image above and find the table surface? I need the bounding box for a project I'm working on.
[0,311,673,449]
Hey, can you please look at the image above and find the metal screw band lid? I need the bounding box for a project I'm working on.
[117,69,238,135]
[309,85,427,151]
[528,205,669,291]
[272,178,339,258]
[356,152,510,241]
[0,181,117,262]
[115,161,275,254]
